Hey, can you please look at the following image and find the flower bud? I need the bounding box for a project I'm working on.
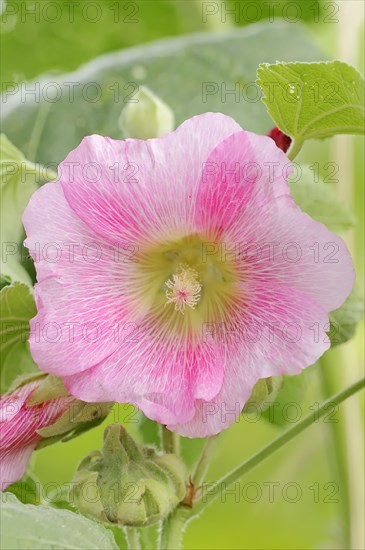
[119,86,175,139]
[71,424,187,527]
[31,376,113,447]
[267,127,292,153]
[0,374,113,490]
[243,376,283,413]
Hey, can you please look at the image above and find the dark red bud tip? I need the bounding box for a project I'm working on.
[267,127,292,153]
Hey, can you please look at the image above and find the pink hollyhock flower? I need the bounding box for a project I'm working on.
[23,113,354,437]
[0,381,72,489]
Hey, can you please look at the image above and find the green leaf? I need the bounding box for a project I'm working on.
[328,287,364,346]
[288,166,356,233]
[5,474,42,506]
[0,274,12,290]
[231,0,322,26]
[0,282,38,393]
[257,61,365,141]
[1,23,324,166]
[0,134,37,285]
[0,494,119,550]
[1,0,208,85]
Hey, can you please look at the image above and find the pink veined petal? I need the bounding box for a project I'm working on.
[62,317,225,425]
[0,382,38,428]
[0,383,71,489]
[224,195,355,313]
[169,284,330,437]
[195,130,291,239]
[0,383,71,447]
[0,444,37,490]
[59,113,242,246]
[23,181,141,376]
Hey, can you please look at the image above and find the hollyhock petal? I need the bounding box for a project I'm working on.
[170,285,329,437]
[226,196,355,312]
[63,327,225,425]
[168,366,256,438]
[0,382,71,489]
[195,130,290,238]
[0,445,36,490]
[59,113,241,245]
[235,283,330,375]
[23,181,140,376]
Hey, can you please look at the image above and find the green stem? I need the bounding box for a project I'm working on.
[158,377,364,549]
[158,506,191,550]
[161,426,180,455]
[124,527,141,550]
[319,352,351,545]
[191,377,365,516]
[287,138,303,161]
[192,435,219,487]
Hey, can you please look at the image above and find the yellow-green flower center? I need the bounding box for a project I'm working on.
[132,234,239,339]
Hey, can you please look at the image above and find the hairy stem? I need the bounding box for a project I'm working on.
[192,435,220,487]
[319,352,350,545]
[191,377,365,516]
[158,506,191,550]
[124,527,141,550]
[157,377,364,549]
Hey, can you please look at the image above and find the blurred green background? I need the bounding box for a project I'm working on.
[1,1,364,549]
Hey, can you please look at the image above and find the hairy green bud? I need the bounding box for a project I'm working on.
[71,424,187,527]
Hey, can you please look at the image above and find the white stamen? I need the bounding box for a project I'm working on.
[165,265,202,314]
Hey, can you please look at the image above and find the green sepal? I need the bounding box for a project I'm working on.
[243,377,283,413]
[71,423,187,527]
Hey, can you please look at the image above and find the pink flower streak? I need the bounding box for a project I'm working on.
[23,113,354,437]
[0,382,72,489]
